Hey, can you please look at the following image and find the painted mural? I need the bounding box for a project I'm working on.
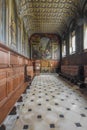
[0,0,6,42]
[10,0,17,47]
[31,34,59,60]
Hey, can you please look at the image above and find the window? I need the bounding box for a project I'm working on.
[62,40,66,57]
[17,19,22,53]
[69,31,76,54]
[0,0,6,43]
[84,22,87,50]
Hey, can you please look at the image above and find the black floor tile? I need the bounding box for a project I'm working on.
[59,114,64,118]
[23,125,29,129]
[46,99,49,101]
[61,99,64,101]
[38,103,41,106]
[17,116,19,119]
[80,114,86,117]
[31,100,34,102]
[76,99,79,101]
[75,123,82,127]
[37,115,42,119]
[66,108,70,111]
[76,89,79,91]
[79,95,82,97]
[28,109,32,112]
[47,108,51,111]
[73,90,75,92]
[72,103,75,105]
[50,124,55,128]
[70,93,72,95]
[55,103,59,106]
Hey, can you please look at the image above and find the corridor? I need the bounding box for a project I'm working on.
[4,74,87,130]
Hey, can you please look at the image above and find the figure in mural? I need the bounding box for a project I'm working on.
[45,49,51,59]
[40,37,52,59]
[31,34,59,60]
[32,45,41,59]
[10,18,16,45]
[10,1,17,46]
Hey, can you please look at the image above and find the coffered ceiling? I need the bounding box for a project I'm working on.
[16,0,81,37]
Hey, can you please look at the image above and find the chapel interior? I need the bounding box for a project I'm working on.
[0,0,87,130]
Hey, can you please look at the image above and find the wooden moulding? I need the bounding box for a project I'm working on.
[0,82,28,124]
[0,47,10,68]
[0,43,34,124]
[0,43,30,67]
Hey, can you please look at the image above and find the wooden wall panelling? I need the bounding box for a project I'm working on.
[7,68,14,96]
[0,82,28,124]
[61,65,78,76]
[0,47,10,67]
[13,69,19,90]
[84,65,87,77]
[61,52,87,66]
[18,56,24,65]
[25,59,28,65]
[19,66,24,84]
[40,60,59,72]
[27,66,34,78]
[28,60,31,65]
[0,43,34,124]
[13,67,23,90]
[10,52,18,65]
[0,70,7,102]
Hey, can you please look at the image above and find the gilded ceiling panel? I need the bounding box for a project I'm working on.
[16,0,81,36]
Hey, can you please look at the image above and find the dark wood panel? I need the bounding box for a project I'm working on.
[61,52,87,65]
[0,43,34,124]
[61,65,78,76]
[10,52,18,65]
[0,83,7,102]
[7,79,13,95]
[25,59,28,65]
[0,47,9,67]
[27,66,34,78]
[0,82,28,124]
[0,71,7,102]
[18,56,24,65]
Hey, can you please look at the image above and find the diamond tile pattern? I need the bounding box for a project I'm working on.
[4,74,87,130]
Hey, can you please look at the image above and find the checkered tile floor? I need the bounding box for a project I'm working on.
[3,74,87,130]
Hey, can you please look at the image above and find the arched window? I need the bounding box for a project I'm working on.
[0,0,6,43]
[69,30,76,54]
[84,22,87,50]
[62,40,66,57]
